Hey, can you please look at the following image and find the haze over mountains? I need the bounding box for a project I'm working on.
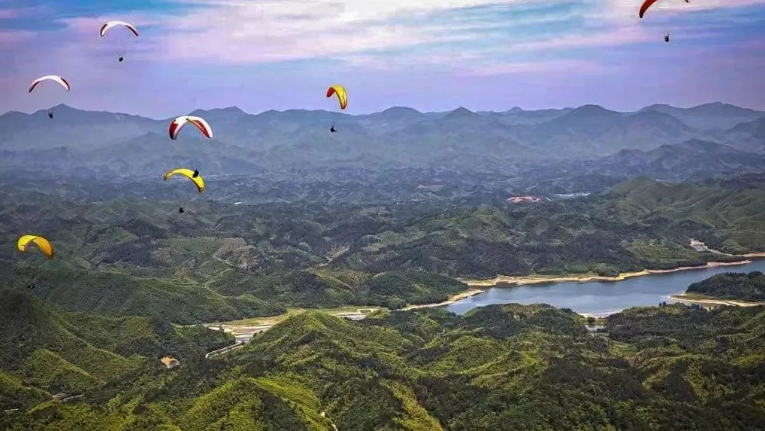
[0,102,763,179]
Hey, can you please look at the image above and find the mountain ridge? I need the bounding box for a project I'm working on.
[1,101,763,176]
[6,101,761,119]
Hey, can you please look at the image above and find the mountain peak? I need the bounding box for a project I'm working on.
[569,104,617,116]
[445,107,476,119]
[216,106,246,114]
[380,106,421,116]
[640,103,674,112]
[678,139,737,153]
[688,101,759,115]
[190,106,248,117]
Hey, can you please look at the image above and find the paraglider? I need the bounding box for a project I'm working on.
[326,85,346,132]
[326,85,347,110]
[169,116,213,140]
[639,0,689,18]
[163,168,205,193]
[99,21,139,62]
[29,75,70,119]
[17,235,53,260]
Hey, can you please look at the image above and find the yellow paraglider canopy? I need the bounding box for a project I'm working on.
[326,85,347,110]
[17,235,53,259]
[163,168,205,193]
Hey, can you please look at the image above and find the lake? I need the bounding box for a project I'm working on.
[447,259,765,316]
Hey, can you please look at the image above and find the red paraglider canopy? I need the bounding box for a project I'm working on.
[639,0,660,18]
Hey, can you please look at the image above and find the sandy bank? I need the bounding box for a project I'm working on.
[669,294,764,308]
[462,270,650,288]
[462,259,755,288]
[644,260,751,274]
[403,289,484,310]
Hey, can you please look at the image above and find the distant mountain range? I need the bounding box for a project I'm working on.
[569,139,765,181]
[0,102,762,178]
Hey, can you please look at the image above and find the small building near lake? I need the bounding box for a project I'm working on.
[508,196,542,203]
[690,239,708,252]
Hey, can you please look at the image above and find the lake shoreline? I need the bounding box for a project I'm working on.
[461,259,756,289]
[212,257,764,333]
[403,289,484,310]
[669,294,764,308]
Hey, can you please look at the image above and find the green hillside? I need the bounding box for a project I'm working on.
[0,291,232,410]
[3,176,765,323]
[686,271,765,301]
[2,303,764,430]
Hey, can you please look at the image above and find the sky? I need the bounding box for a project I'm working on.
[1,0,764,117]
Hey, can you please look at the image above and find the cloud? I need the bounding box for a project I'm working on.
[0,4,52,20]
[0,8,21,19]
[104,0,548,64]
[27,0,765,69]
[0,30,33,46]
[2,0,764,115]
[459,59,605,76]
[509,26,654,52]
[594,0,765,24]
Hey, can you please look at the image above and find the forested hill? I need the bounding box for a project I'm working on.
[0,290,232,411]
[2,176,765,323]
[687,271,765,302]
[2,301,764,430]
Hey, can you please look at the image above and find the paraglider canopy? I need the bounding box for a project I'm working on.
[163,168,205,193]
[17,235,53,259]
[326,85,347,110]
[99,21,139,38]
[169,116,213,140]
[28,75,71,93]
[640,0,690,18]
[639,0,659,18]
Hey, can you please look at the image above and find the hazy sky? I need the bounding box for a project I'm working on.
[1,0,764,117]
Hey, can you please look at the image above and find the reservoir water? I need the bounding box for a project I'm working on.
[447,259,765,316]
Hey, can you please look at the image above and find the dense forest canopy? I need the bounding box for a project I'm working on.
[687,271,765,302]
[1,291,764,430]
[1,175,764,323]
[3,166,765,429]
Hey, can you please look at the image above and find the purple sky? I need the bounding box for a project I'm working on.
[1,0,764,117]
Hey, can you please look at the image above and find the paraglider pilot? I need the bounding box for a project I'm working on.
[664,33,670,43]
[48,112,53,119]
[178,207,185,214]
[330,125,337,133]
[192,169,199,178]
[119,56,124,62]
